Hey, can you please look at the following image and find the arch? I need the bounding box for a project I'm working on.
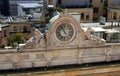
[49,15,82,34]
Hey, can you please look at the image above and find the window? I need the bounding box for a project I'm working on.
[23,26,31,33]
[93,7,99,13]
[58,0,61,5]
[81,13,84,20]
[13,26,17,32]
[48,0,53,5]
[86,13,90,20]
[20,27,23,32]
[3,30,7,37]
[23,26,28,33]
[90,0,92,3]
[113,12,117,20]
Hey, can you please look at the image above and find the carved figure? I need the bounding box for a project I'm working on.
[19,29,46,50]
[84,27,106,45]
[84,27,94,40]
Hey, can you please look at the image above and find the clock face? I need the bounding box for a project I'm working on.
[55,23,75,43]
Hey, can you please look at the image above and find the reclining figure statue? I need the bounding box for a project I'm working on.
[84,27,106,45]
[19,29,46,51]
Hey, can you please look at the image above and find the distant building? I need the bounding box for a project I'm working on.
[56,0,91,8]
[107,6,120,21]
[91,0,107,20]
[9,22,32,40]
[47,0,120,22]
[0,24,10,46]
[47,0,93,23]
[0,22,33,46]
[17,3,43,20]
[9,0,43,16]
[107,0,120,21]
[86,0,119,20]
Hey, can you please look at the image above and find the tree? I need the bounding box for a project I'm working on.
[53,7,63,12]
[7,33,24,47]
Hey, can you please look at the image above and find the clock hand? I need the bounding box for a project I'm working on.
[60,26,67,35]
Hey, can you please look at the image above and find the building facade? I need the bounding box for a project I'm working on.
[47,0,93,23]
[0,22,33,47]
[107,6,120,21]
[91,0,107,20]
[9,23,32,40]
[107,0,120,21]
[0,24,10,46]
[91,0,120,20]
[47,0,119,22]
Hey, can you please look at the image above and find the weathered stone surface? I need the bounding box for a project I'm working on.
[34,60,47,67]
[50,58,77,66]
[111,46,120,55]
[0,63,13,70]
[0,43,120,70]
[0,11,120,70]
[15,62,32,69]
[36,53,46,60]
[11,54,20,63]
[83,48,106,57]
[0,54,6,62]
[82,56,106,63]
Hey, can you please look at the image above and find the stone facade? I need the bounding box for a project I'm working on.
[0,43,120,70]
[0,11,120,70]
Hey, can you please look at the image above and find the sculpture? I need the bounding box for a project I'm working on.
[84,27,106,45]
[19,29,46,50]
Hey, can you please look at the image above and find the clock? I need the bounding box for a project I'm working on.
[55,23,75,43]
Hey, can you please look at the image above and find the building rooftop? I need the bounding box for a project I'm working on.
[0,24,9,31]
